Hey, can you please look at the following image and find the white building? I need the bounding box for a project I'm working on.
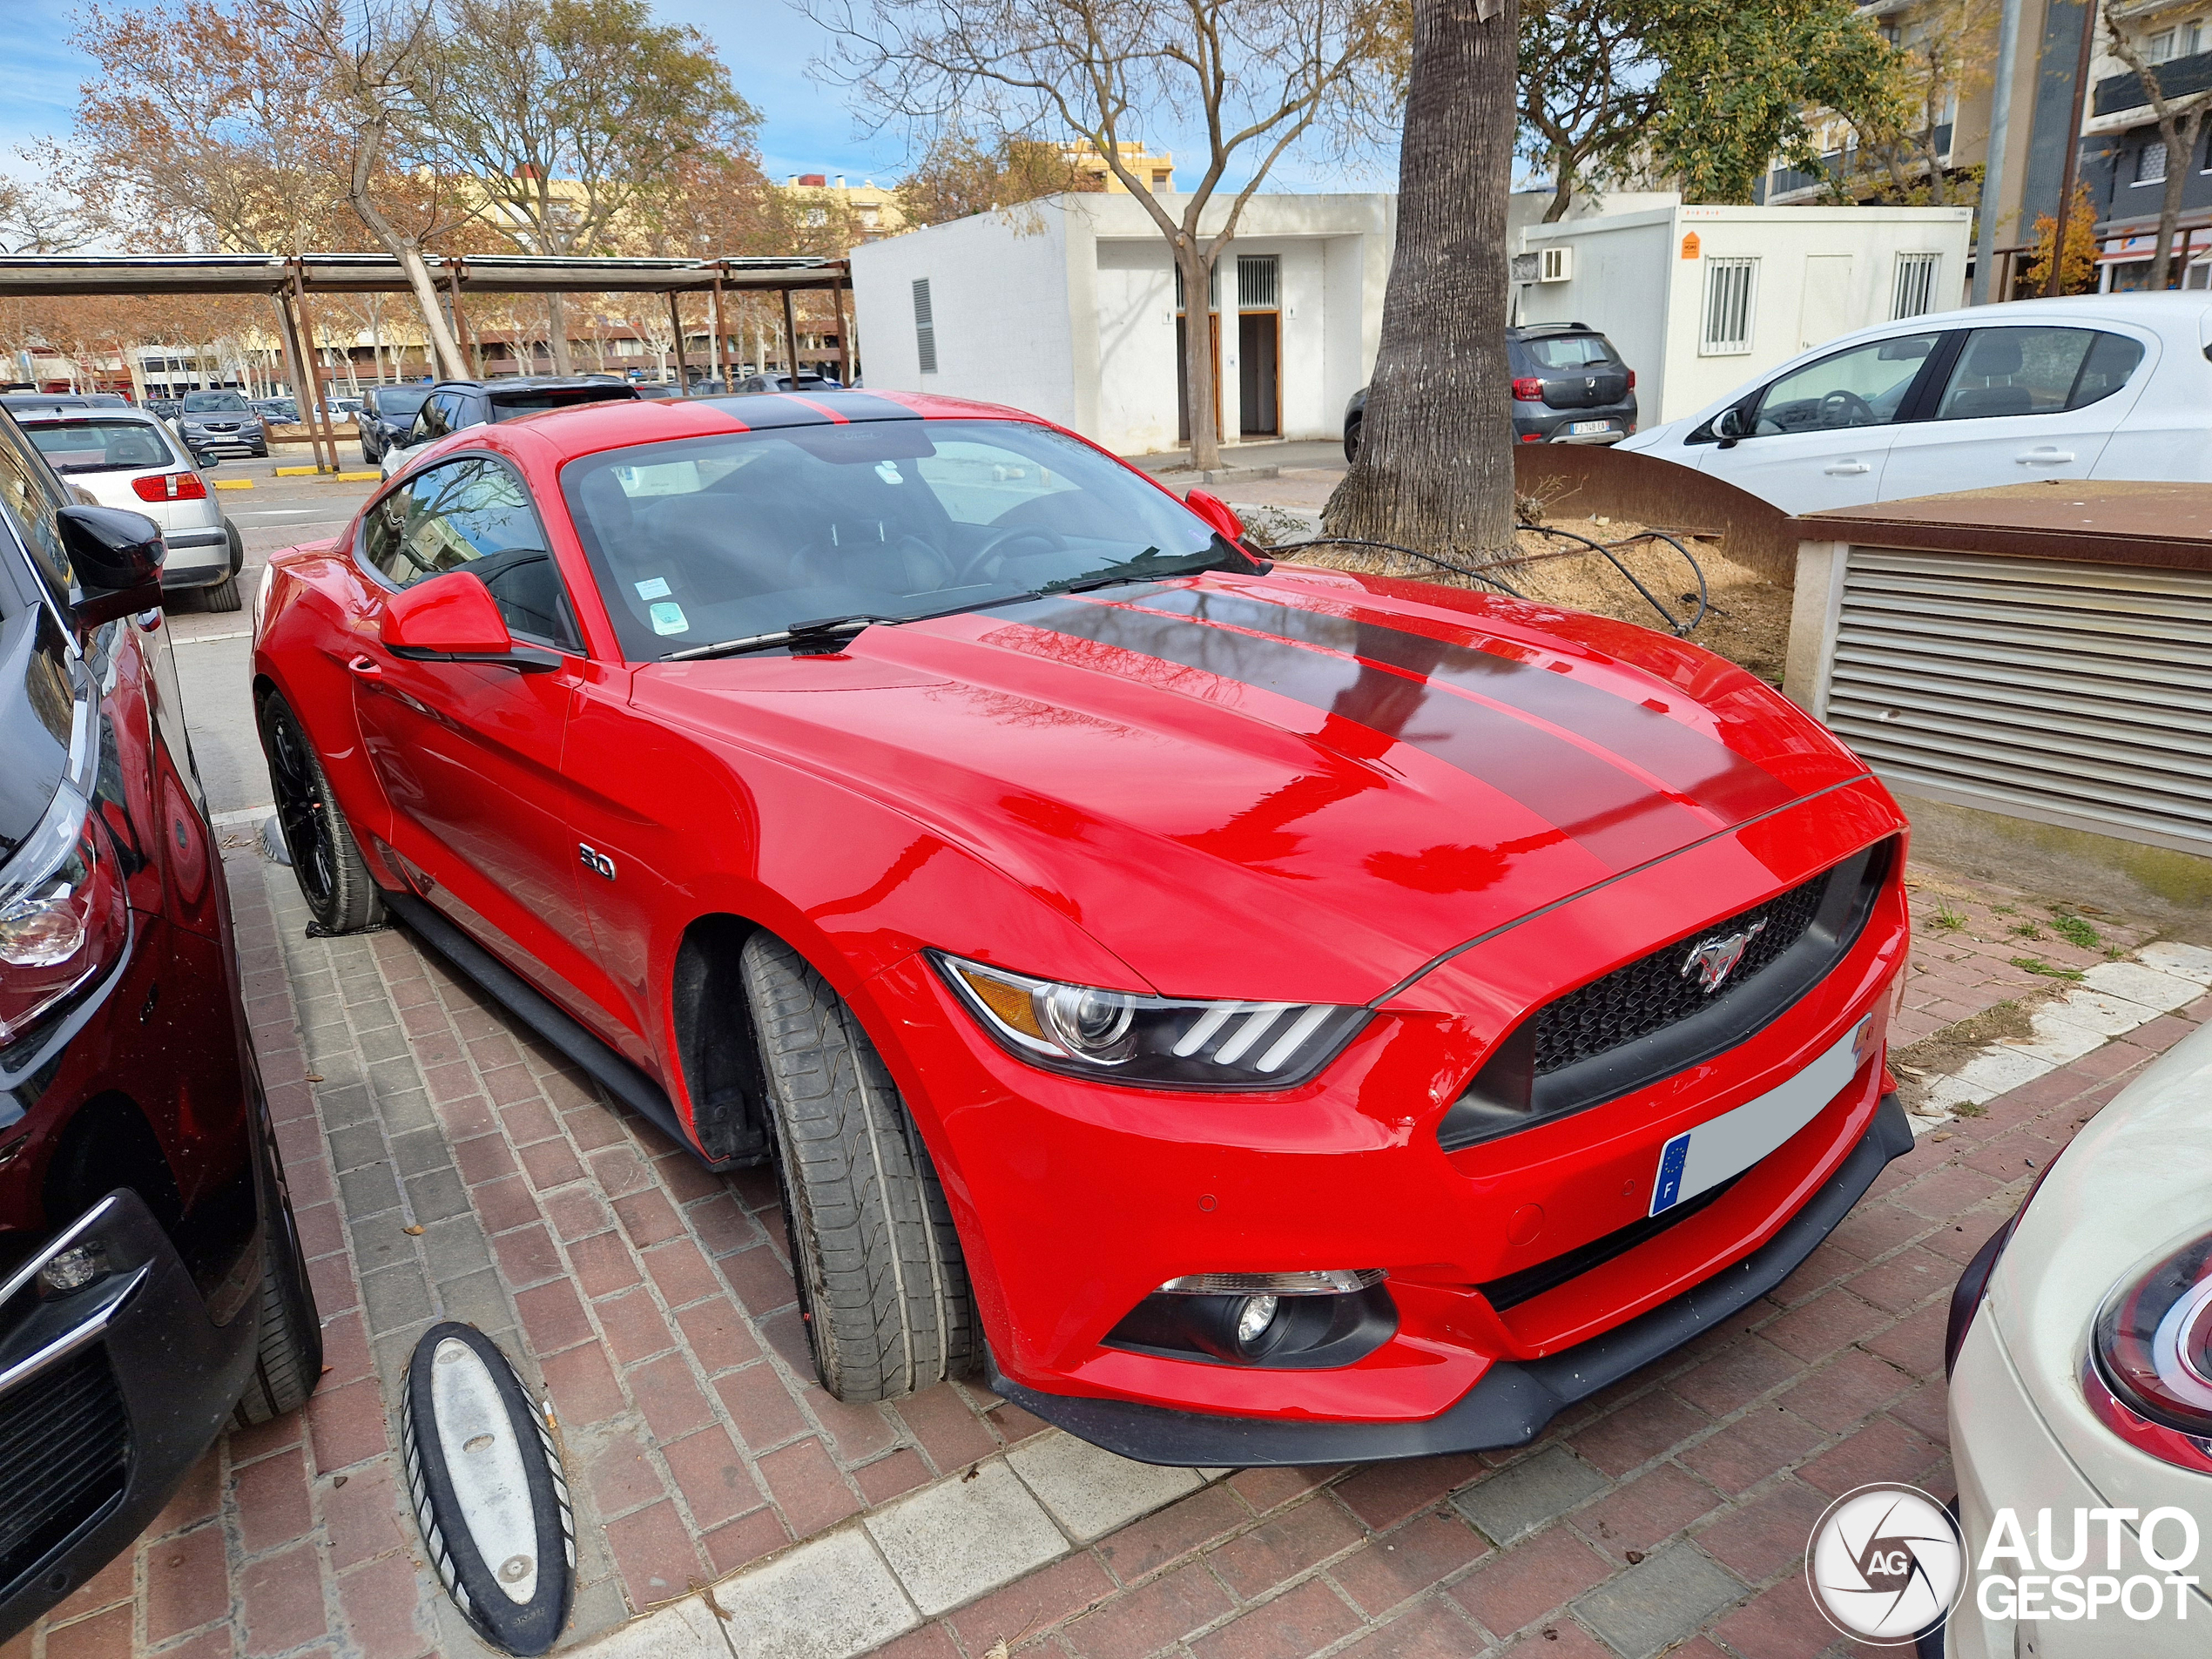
[1517,202,1977,422]
[851,192,1395,456]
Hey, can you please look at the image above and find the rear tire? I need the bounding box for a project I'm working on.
[1343,413,1362,464]
[258,691,386,934]
[232,1183,323,1426]
[201,576,243,611]
[739,932,974,1401]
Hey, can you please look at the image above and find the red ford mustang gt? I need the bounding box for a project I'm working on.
[253,389,1912,1463]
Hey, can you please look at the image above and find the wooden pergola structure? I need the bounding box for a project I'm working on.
[0,253,853,470]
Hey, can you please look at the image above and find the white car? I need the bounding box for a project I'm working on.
[1943,1012,2212,1656]
[1617,294,2212,516]
[16,408,246,610]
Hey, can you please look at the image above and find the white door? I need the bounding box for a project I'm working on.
[1797,256,1854,353]
[1699,330,1945,515]
[1882,324,2155,502]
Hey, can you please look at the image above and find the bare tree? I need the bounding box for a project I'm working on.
[815,0,1390,472]
[1323,0,1516,560]
[2103,3,2212,290]
[413,0,755,373]
[0,181,94,254]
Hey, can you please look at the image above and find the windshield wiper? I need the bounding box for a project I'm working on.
[1041,545,1234,597]
[661,613,894,663]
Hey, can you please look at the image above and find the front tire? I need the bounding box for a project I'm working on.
[233,1182,323,1426]
[259,691,386,934]
[739,933,974,1401]
[1343,413,1362,464]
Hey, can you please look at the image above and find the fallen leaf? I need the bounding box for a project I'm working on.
[403,1224,425,1236]
[332,1474,347,1487]
[305,1074,325,1082]
[1930,1130,1952,1142]
[1625,1550,1645,1565]
[961,1464,980,1482]
[984,1644,1010,1659]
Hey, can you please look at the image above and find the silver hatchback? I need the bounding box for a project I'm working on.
[18,409,245,610]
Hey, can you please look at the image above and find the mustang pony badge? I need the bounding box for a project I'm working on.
[1681,919,1768,993]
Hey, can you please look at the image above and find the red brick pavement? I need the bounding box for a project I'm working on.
[9,837,2200,1659]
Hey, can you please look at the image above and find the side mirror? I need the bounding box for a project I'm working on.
[380,571,559,672]
[195,450,220,469]
[1184,487,1246,545]
[1713,405,1753,446]
[57,503,165,627]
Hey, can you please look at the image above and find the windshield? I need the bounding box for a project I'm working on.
[182,392,250,413]
[22,418,182,473]
[562,416,1240,661]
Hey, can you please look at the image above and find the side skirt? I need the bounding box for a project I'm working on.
[382,892,765,1172]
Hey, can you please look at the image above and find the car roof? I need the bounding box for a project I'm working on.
[481,388,1037,462]
[17,406,164,425]
[435,376,638,395]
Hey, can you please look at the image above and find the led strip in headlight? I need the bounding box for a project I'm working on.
[929,951,1368,1090]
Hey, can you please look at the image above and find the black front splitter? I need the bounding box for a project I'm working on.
[989,1093,1918,1467]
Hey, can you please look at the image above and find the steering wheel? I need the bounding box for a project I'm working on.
[1818,389,1878,428]
[953,527,1065,585]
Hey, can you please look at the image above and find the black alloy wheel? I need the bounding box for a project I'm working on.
[258,691,385,933]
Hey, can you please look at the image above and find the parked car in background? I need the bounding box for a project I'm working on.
[631,382,685,400]
[1,394,128,420]
[1342,324,1638,462]
[251,399,297,425]
[147,400,182,422]
[171,391,268,460]
[257,387,1912,1464]
[377,375,641,477]
[357,385,430,465]
[16,408,246,610]
[1617,293,2212,516]
[732,371,840,395]
[0,410,320,1642]
[1942,1015,2212,1658]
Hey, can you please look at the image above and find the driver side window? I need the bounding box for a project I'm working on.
[1751,333,1942,436]
[362,457,581,651]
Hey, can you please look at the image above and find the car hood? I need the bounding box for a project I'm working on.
[635,567,1871,1006]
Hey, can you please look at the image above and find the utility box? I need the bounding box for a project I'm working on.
[1517,201,1975,424]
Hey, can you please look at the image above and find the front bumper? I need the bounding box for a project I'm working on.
[993,1093,1914,1463]
[0,1189,260,1640]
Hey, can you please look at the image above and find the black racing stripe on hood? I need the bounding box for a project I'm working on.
[1139,587,1797,822]
[997,597,1720,871]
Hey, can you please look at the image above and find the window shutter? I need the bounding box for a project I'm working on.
[912,279,937,374]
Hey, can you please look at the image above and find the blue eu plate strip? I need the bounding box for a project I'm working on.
[1650,1131,1692,1217]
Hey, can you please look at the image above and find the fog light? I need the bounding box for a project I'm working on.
[36,1242,108,1296]
[1235,1295,1279,1350]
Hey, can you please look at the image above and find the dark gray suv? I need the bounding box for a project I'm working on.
[1343,324,1639,460]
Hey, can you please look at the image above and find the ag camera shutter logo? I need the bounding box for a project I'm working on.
[1806,1483,1965,1643]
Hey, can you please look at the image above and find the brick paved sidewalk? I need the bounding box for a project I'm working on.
[8,841,2202,1659]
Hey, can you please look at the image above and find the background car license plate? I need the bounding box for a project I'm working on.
[1570,420,1612,435]
[1649,1016,1875,1216]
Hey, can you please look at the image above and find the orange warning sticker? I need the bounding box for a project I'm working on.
[1681,232,1702,260]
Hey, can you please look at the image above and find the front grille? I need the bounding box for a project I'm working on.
[1533,871,1830,1076]
[0,1346,130,1590]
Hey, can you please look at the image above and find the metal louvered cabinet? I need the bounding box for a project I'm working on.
[1805,547,2212,859]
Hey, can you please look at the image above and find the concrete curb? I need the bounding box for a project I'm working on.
[571,1427,1229,1657]
[1901,941,2212,1130]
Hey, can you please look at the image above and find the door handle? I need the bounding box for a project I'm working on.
[346,654,381,677]
[2017,447,2076,465]
[1823,461,1871,476]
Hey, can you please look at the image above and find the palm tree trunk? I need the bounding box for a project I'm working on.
[1324,0,1519,563]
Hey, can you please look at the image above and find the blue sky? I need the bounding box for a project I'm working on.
[0,0,1384,201]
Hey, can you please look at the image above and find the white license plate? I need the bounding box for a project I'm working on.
[1649,1016,1874,1217]
[1569,420,1613,435]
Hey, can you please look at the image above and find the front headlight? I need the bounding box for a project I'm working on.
[930,951,1367,1089]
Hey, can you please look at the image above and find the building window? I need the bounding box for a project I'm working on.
[1892,253,1940,319]
[2139,141,2168,185]
[2145,21,2199,60]
[1173,261,1220,311]
[1701,257,1757,354]
[1237,254,1279,310]
[912,278,937,374]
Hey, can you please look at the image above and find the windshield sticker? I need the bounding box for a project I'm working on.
[648,601,690,636]
[875,460,903,484]
[634,577,672,600]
